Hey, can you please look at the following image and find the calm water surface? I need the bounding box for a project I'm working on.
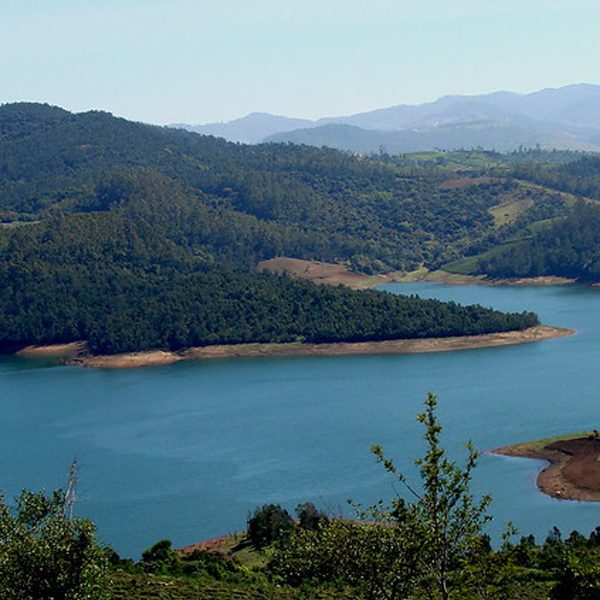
[1,282,599,557]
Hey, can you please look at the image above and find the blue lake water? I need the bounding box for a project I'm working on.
[1,282,600,557]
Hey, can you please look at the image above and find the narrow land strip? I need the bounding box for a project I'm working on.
[13,324,573,369]
[16,341,87,357]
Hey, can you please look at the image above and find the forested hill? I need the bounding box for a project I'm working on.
[479,201,600,280]
[0,102,539,354]
[0,102,539,272]
[437,157,600,281]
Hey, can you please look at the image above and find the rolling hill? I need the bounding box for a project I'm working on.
[0,103,543,355]
[180,84,600,152]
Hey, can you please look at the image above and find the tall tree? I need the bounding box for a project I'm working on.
[0,478,108,600]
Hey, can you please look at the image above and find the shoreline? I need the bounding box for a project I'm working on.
[15,341,87,358]
[256,258,579,290]
[377,269,577,288]
[15,324,573,370]
[490,434,600,502]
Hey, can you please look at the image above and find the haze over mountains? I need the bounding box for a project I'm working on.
[175,84,600,153]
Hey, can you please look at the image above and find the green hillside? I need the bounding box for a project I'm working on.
[0,103,573,273]
[0,103,541,355]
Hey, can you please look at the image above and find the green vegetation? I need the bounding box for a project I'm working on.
[109,394,600,598]
[271,394,497,600]
[0,226,538,354]
[434,154,600,282]
[0,103,543,355]
[478,202,600,280]
[5,102,600,355]
[514,155,600,200]
[0,481,108,599]
[0,103,515,272]
[7,396,600,598]
[247,505,295,549]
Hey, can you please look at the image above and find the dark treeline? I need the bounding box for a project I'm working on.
[514,155,600,200]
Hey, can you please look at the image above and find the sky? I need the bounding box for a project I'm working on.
[2,0,600,125]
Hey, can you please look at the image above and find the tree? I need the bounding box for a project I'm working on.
[247,504,295,549]
[295,502,329,530]
[271,518,421,599]
[370,392,494,599]
[272,393,500,599]
[0,486,108,600]
[141,539,181,574]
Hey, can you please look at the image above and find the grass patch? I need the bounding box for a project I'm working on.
[443,216,559,275]
[509,431,593,453]
[442,256,482,275]
[490,198,534,227]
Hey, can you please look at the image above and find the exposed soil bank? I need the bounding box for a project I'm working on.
[15,341,86,357]
[257,257,578,289]
[63,325,573,369]
[179,535,232,556]
[491,434,600,502]
[257,257,397,289]
[387,269,576,287]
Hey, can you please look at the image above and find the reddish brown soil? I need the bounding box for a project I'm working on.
[179,535,231,556]
[493,437,600,502]
[257,257,390,289]
[547,438,600,494]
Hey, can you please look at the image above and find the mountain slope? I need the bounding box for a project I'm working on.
[177,84,600,152]
[1,102,531,272]
[266,119,599,153]
[173,112,315,143]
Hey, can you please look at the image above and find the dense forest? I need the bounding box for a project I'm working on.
[0,103,570,272]
[6,104,600,353]
[0,181,536,354]
[514,155,600,200]
[0,103,546,355]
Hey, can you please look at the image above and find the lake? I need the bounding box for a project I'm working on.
[1,282,599,557]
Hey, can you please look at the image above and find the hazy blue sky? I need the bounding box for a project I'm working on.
[2,0,599,124]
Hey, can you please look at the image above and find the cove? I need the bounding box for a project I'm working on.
[1,282,599,557]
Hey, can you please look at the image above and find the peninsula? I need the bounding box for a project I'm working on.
[17,325,573,369]
[492,431,600,502]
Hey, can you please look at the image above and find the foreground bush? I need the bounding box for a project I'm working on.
[0,487,108,600]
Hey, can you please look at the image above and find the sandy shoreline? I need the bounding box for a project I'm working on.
[15,341,87,357]
[374,269,576,288]
[491,434,600,502]
[12,324,571,369]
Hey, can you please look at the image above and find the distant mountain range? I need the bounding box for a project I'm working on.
[174,84,600,152]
